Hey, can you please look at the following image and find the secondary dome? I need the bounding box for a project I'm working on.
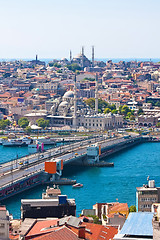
[63,91,74,98]
[59,101,68,107]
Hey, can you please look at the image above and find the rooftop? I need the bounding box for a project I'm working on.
[119,212,153,237]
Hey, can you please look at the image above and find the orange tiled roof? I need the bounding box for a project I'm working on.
[32,226,79,240]
[109,202,129,214]
[81,222,118,240]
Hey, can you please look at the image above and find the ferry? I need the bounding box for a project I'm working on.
[3,139,24,147]
[72,183,83,188]
[2,136,32,147]
[38,136,55,145]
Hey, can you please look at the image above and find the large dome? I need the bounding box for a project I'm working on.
[63,91,74,98]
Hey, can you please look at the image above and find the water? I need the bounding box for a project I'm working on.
[1,142,160,218]
[0,58,159,64]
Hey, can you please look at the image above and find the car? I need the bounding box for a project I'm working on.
[19,162,23,165]
[75,153,78,155]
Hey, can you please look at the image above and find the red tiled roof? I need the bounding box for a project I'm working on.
[33,226,79,240]
[81,222,118,240]
[26,219,58,237]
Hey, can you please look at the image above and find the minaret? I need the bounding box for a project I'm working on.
[95,74,98,114]
[36,54,38,62]
[70,50,72,62]
[92,46,94,67]
[81,46,84,68]
[73,74,77,127]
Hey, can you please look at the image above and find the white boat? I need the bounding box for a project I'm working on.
[37,137,55,145]
[3,139,24,147]
[21,136,32,145]
[72,183,83,188]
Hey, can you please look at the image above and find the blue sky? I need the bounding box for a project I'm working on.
[0,0,159,59]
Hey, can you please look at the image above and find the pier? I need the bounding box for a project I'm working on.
[0,134,149,200]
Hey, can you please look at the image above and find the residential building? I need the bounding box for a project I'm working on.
[136,180,160,212]
[0,206,9,240]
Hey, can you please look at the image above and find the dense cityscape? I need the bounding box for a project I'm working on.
[0,50,159,239]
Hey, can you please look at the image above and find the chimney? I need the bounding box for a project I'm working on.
[78,226,85,239]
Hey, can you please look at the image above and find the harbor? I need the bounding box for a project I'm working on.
[2,140,160,219]
[0,135,144,201]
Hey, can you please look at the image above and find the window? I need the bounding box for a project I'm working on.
[0,223,5,228]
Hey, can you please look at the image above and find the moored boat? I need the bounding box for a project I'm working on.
[72,183,83,188]
[3,139,24,147]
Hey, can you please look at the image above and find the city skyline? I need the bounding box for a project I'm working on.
[0,0,160,58]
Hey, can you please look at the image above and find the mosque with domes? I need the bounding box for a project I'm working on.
[47,75,123,131]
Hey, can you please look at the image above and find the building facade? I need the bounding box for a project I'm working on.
[136,180,160,212]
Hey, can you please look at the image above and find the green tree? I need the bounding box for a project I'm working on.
[36,118,49,129]
[156,122,160,128]
[98,99,108,113]
[104,108,111,114]
[57,69,62,73]
[18,117,29,129]
[111,109,118,114]
[85,98,95,109]
[137,108,144,115]
[66,63,81,72]
[53,62,61,68]
[129,205,136,212]
[130,115,135,120]
[0,119,11,130]
[87,215,102,225]
[24,126,32,134]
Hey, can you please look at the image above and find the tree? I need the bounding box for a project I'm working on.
[53,62,61,68]
[130,115,135,120]
[120,105,130,116]
[137,108,144,115]
[66,63,81,72]
[85,98,95,109]
[87,215,102,225]
[156,122,160,128]
[25,126,32,134]
[36,118,49,129]
[111,109,118,114]
[98,99,108,113]
[18,117,29,129]
[104,108,111,114]
[129,205,136,212]
[0,119,11,130]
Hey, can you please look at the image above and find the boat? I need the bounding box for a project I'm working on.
[37,136,55,145]
[3,139,24,147]
[72,183,83,188]
[21,136,32,145]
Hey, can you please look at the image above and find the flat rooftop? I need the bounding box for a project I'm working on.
[119,212,153,237]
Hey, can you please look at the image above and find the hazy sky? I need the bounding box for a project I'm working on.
[0,0,160,59]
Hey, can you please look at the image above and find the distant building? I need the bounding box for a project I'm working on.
[138,115,158,127]
[136,180,160,212]
[0,206,9,240]
[47,76,123,130]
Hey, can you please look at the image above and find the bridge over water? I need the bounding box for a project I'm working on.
[0,135,144,200]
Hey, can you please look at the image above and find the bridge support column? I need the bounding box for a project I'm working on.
[86,144,100,164]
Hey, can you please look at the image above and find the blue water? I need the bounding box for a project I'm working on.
[1,142,160,218]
